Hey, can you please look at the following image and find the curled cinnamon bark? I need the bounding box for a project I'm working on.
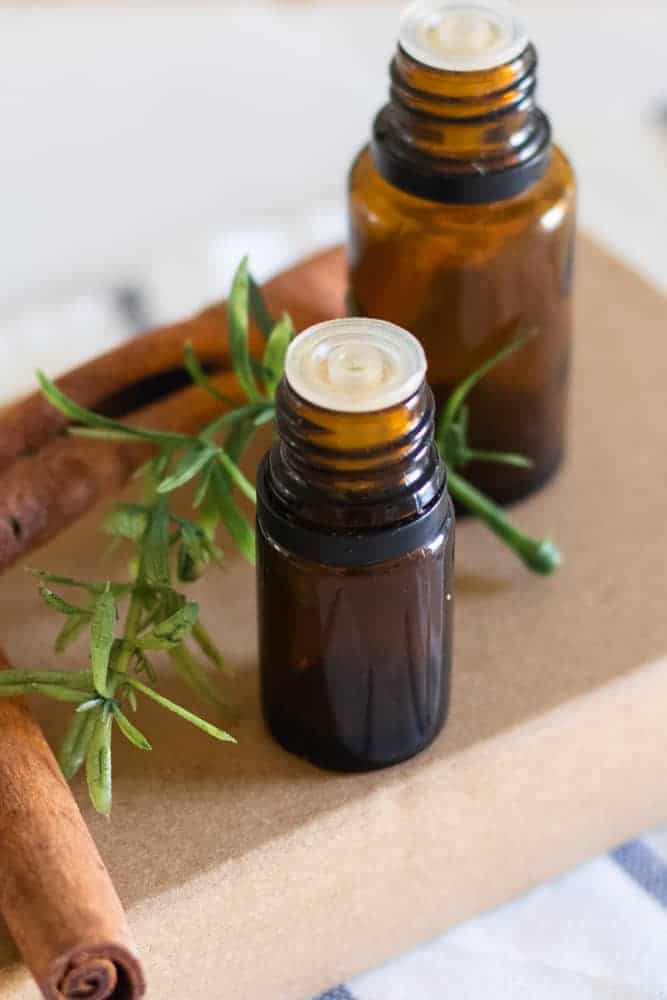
[0,650,145,999]
[0,372,242,574]
[0,247,346,474]
[0,247,347,574]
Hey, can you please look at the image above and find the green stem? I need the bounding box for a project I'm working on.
[437,328,537,442]
[463,449,533,469]
[192,621,234,679]
[122,674,236,742]
[218,453,257,504]
[447,469,561,575]
[115,593,144,676]
[0,670,94,688]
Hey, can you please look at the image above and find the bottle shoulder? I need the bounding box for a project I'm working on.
[349,143,576,231]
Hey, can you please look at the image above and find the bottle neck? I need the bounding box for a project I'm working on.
[372,44,551,204]
[266,379,444,531]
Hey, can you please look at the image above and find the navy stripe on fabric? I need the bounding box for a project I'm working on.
[612,839,667,908]
[313,988,357,1000]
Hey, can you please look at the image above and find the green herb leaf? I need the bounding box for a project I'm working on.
[192,621,233,678]
[86,709,113,816]
[39,586,90,618]
[218,452,257,504]
[59,708,98,781]
[183,342,237,406]
[54,613,91,654]
[89,587,116,697]
[179,521,207,561]
[250,358,271,382]
[169,644,234,712]
[176,522,216,583]
[76,697,105,713]
[210,465,256,564]
[132,649,157,683]
[157,443,219,495]
[220,494,255,563]
[37,372,192,446]
[155,587,186,618]
[0,669,95,689]
[124,675,236,743]
[141,501,170,586]
[225,420,254,468]
[138,602,199,650]
[200,402,273,443]
[69,426,147,443]
[0,682,94,703]
[227,257,260,402]
[105,504,150,541]
[29,570,133,598]
[177,545,200,584]
[134,451,172,484]
[113,706,152,751]
[193,459,215,509]
[252,407,276,429]
[463,448,533,469]
[29,569,94,590]
[437,328,537,451]
[262,314,293,399]
[248,274,275,339]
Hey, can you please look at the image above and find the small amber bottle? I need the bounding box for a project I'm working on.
[257,319,455,772]
[348,0,577,504]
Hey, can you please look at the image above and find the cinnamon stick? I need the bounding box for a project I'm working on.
[0,371,242,574]
[0,247,347,574]
[0,246,346,474]
[0,649,145,999]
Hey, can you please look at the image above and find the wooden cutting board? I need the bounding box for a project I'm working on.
[0,236,666,1000]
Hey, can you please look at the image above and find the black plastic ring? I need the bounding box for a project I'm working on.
[371,107,552,205]
[257,455,453,568]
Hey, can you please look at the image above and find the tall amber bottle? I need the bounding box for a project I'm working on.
[348,0,576,503]
[257,319,455,771]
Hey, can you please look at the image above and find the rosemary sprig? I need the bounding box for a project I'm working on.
[0,256,283,815]
[0,255,561,816]
[435,330,561,575]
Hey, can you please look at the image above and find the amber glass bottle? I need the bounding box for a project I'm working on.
[348,0,577,503]
[257,319,455,772]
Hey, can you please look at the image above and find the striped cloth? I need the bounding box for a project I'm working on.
[314,834,667,999]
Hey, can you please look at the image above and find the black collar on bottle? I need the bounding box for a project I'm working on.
[257,454,453,568]
[371,107,552,205]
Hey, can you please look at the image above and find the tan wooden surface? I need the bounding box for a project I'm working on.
[0,236,666,998]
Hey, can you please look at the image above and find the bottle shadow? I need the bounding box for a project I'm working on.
[455,569,512,599]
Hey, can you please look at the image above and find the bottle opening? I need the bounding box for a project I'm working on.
[284,318,426,413]
[399,0,528,72]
